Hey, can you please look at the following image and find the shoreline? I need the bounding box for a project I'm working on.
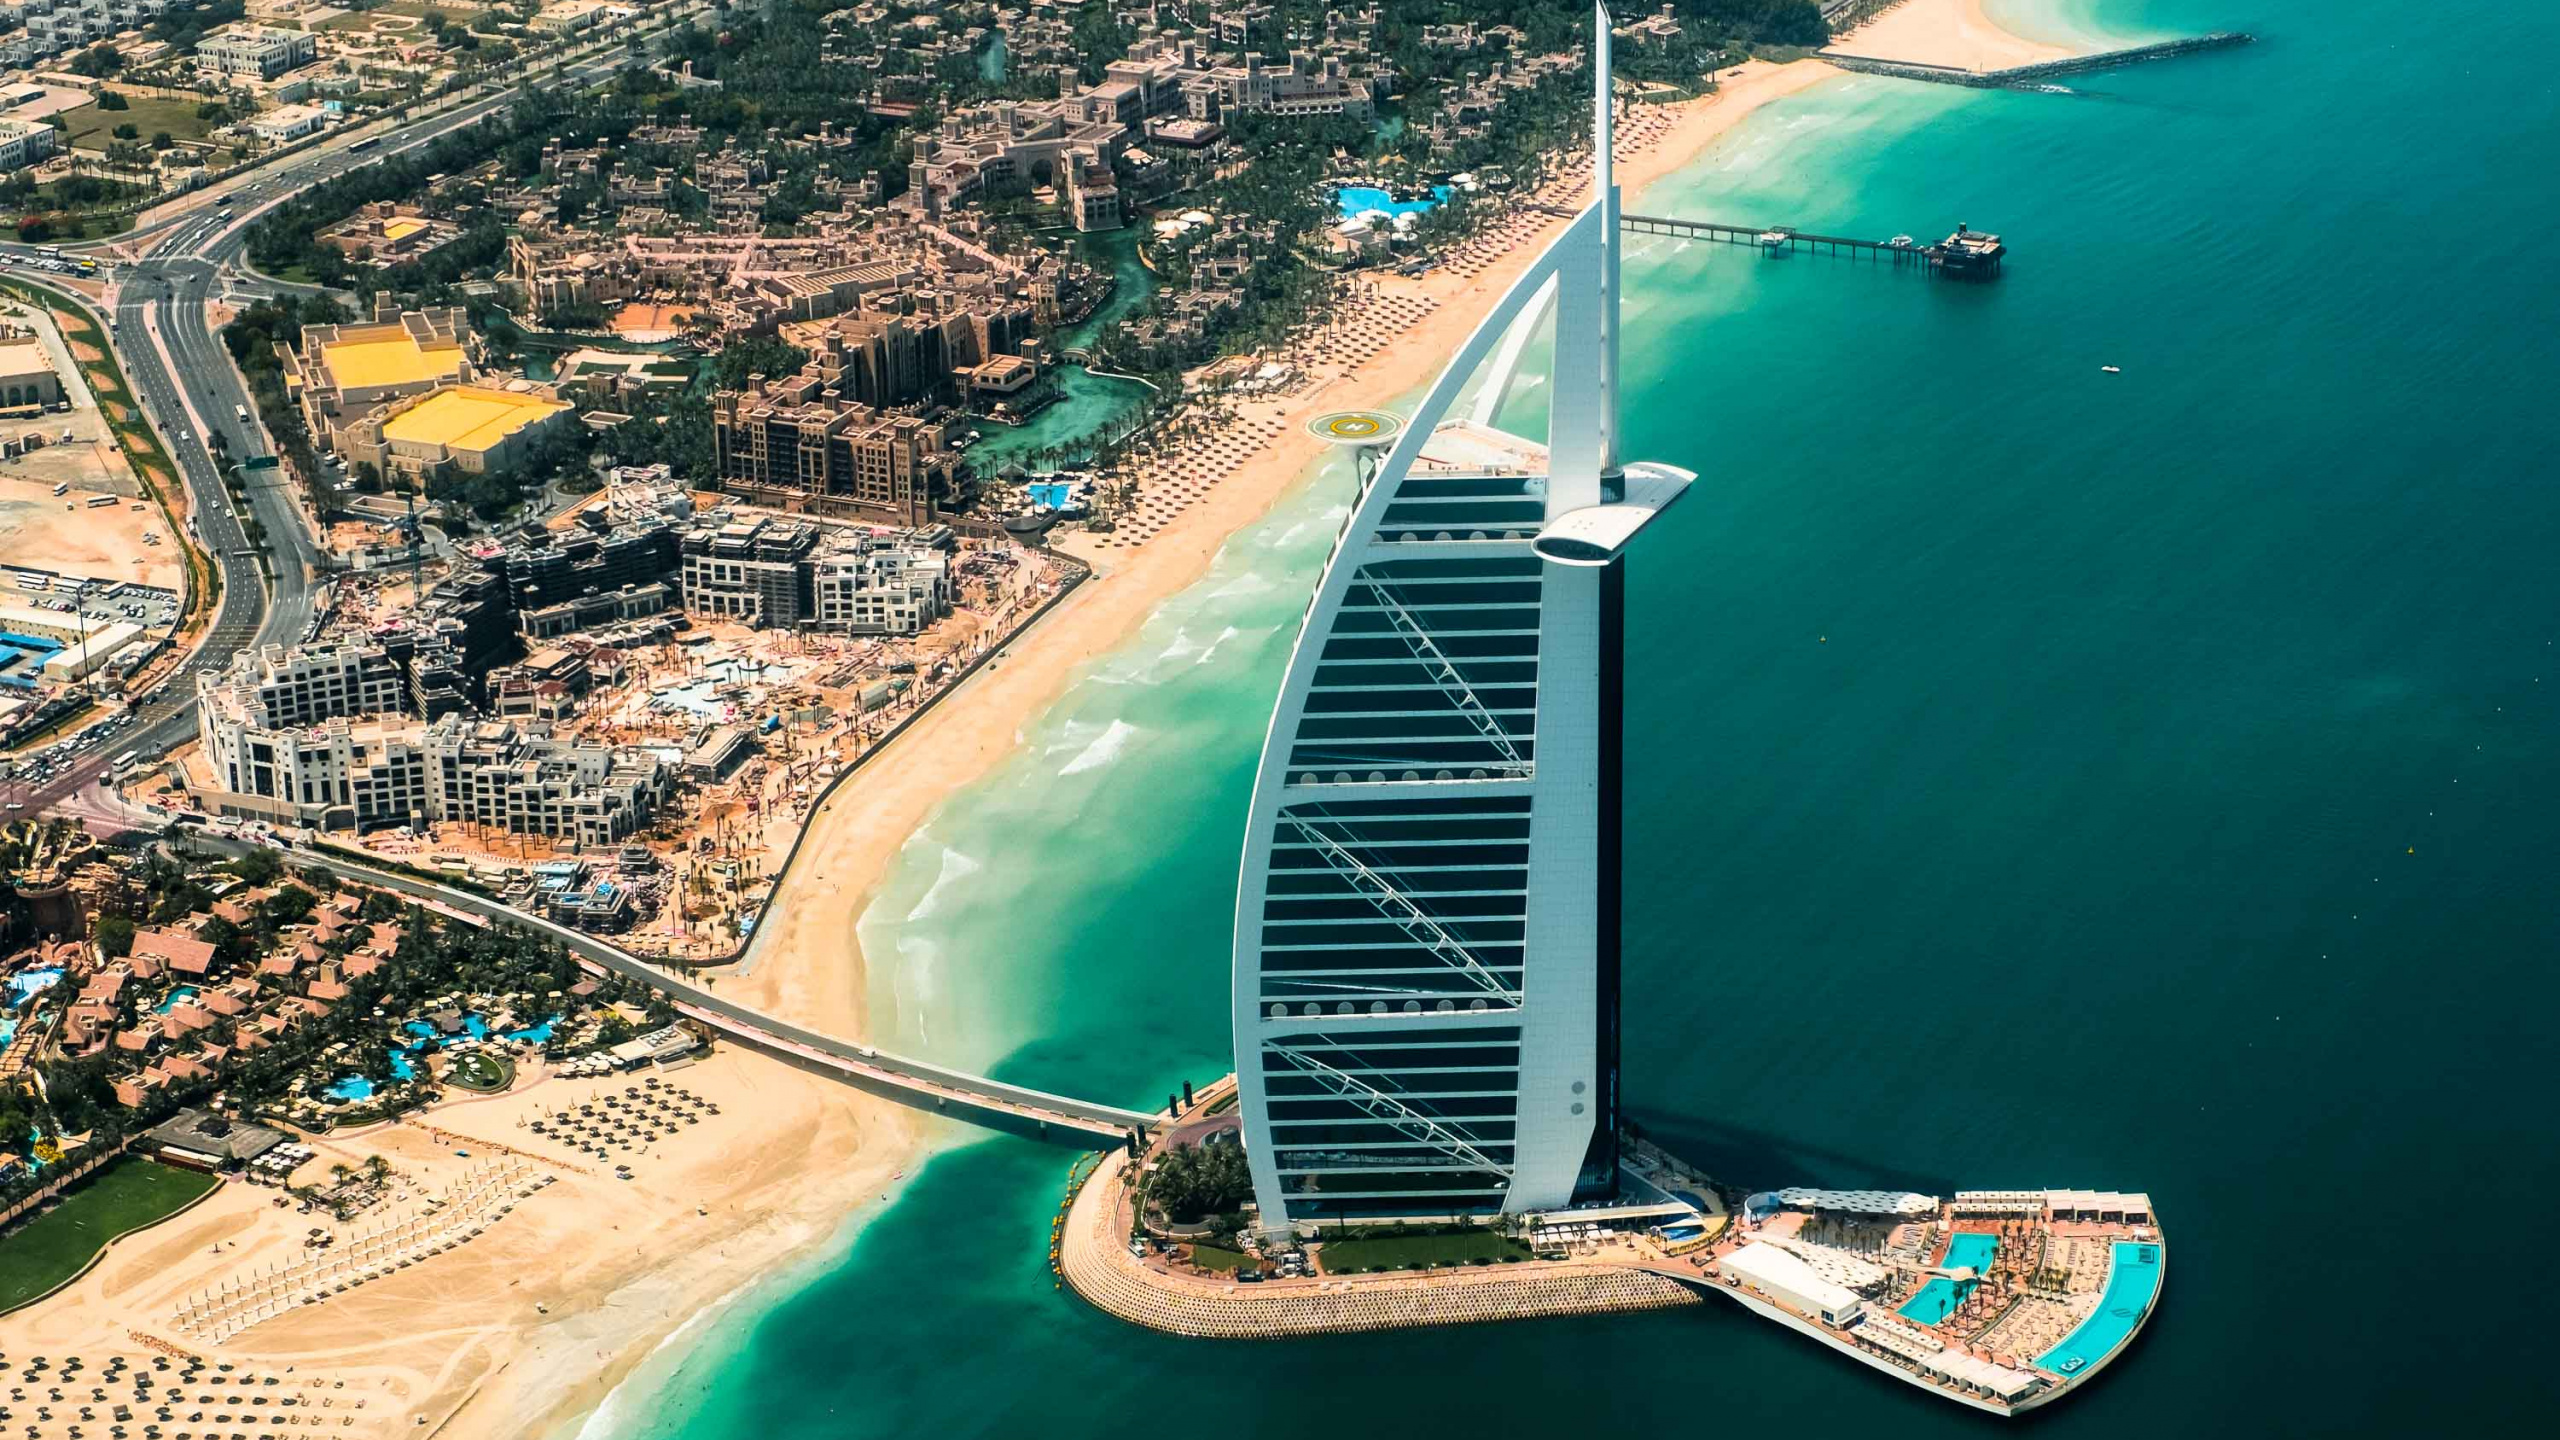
[15,20,2061,1438]
[515,56,1853,1440]
[1826,0,2080,72]
[717,54,1844,1040]
[0,1047,927,1440]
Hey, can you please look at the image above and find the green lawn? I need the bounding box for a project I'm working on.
[445,1051,514,1092]
[1316,1229,1531,1274]
[319,2,485,31]
[1186,1243,1248,1273]
[59,93,225,150]
[0,1159,221,1313]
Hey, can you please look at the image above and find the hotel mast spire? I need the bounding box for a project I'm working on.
[1229,4,1692,1235]
[1594,3,1620,478]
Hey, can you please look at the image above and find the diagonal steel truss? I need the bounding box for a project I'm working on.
[1357,576,1533,778]
[1268,1041,1515,1180]
[1283,814,1522,1005]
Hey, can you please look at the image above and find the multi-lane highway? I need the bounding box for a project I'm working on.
[2,10,702,825]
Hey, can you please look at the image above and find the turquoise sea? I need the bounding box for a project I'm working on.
[586,2,2555,1434]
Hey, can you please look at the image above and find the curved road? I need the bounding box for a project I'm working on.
[179,832,1154,1146]
[2,11,703,820]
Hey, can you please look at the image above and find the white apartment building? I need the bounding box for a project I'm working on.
[201,716,434,828]
[22,0,177,55]
[194,23,318,80]
[0,117,55,174]
[196,701,669,845]
[204,642,411,730]
[812,534,952,636]
[420,716,671,847]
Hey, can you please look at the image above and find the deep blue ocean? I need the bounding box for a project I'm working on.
[586,3,2558,1434]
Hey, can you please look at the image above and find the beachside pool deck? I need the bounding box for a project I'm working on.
[1062,1092,2161,1418]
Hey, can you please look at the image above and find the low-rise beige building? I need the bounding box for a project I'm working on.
[338,384,574,481]
[282,303,478,453]
[0,333,65,409]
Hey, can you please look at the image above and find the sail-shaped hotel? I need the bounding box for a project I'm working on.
[1227,7,1695,1230]
[1065,16,2164,1405]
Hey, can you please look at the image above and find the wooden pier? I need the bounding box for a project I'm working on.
[1532,204,2007,277]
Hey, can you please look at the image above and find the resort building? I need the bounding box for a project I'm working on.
[708,377,966,526]
[419,716,671,847]
[677,511,955,633]
[677,512,822,627]
[344,385,575,482]
[202,641,412,731]
[902,43,1379,227]
[191,700,669,843]
[0,116,56,174]
[194,24,317,80]
[316,202,465,267]
[811,531,953,636]
[283,304,478,454]
[197,714,436,828]
[1227,24,1694,1231]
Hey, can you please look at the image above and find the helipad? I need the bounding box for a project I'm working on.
[1306,410,1403,446]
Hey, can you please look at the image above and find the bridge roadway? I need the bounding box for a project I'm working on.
[184,835,1156,1148]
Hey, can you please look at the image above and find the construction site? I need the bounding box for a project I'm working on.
[152,483,1082,959]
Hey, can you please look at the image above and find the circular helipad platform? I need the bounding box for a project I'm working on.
[1306,410,1404,447]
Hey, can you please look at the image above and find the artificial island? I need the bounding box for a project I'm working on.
[1055,11,2163,1417]
[0,1,2211,1431]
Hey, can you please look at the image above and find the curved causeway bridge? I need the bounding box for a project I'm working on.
[197,837,1155,1147]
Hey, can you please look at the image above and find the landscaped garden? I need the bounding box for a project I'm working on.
[57,93,229,150]
[444,1049,515,1093]
[1315,1227,1532,1275]
[0,1158,220,1313]
[1185,1243,1249,1273]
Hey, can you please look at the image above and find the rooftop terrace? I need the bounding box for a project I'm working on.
[383,388,570,451]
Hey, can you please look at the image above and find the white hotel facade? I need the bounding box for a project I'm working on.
[1230,10,1693,1231]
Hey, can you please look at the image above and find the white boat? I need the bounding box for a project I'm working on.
[2101,365,2122,374]
[1757,229,1792,249]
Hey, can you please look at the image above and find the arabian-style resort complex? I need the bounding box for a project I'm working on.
[1057,11,2163,1416]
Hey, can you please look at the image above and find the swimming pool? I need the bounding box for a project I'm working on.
[325,1076,375,1102]
[1335,184,1452,220]
[1944,1232,1998,1273]
[656,658,789,718]
[405,1015,493,1044]
[2036,1242,2164,1376]
[5,966,65,1008]
[156,985,201,1015]
[1898,1234,2000,1323]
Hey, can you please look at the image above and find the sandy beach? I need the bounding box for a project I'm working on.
[1827,0,2077,72]
[0,1048,923,1440]
[717,57,1842,1039]
[5,20,2079,1439]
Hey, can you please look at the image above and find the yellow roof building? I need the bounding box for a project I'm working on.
[380,387,572,470]
[319,333,466,391]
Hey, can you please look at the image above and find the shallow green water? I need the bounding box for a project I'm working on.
[965,227,1159,473]
[592,4,2556,1434]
